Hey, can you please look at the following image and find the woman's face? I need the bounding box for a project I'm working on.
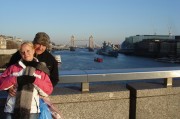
[34,43,46,55]
[20,44,35,61]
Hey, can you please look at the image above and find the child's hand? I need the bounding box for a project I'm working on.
[8,85,17,97]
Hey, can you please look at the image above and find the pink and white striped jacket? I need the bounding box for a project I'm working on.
[0,59,53,113]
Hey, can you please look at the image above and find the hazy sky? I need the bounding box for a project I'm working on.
[1,0,180,46]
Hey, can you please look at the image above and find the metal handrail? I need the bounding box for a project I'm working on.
[59,67,180,92]
[1,67,179,92]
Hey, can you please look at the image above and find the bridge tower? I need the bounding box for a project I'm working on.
[70,35,75,51]
[89,35,94,52]
[71,35,75,47]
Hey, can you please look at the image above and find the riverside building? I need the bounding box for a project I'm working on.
[120,35,180,58]
[0,35,22,68]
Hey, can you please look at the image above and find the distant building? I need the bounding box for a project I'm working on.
[0,37,7,49]
[120,35,180,58]
[0,34,23,68]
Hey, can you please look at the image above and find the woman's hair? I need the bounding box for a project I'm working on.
[19,41,35,51]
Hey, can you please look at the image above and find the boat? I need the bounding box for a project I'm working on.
[70,46,75,51]
[88,47,94,52]
[155,57,180,63]
[94,57,103,62]
[54,55,62,63]
[96,41,118,57]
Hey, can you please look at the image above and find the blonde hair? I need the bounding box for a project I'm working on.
[19,41,35,52]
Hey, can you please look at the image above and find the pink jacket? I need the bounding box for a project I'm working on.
[0,60,53,113]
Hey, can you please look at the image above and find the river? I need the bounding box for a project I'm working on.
[52,48,180,71]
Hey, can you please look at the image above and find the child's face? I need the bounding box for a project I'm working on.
[20,44,35,61]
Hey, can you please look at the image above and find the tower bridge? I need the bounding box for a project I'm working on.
[69,35,100,51]
[51,35,101,51]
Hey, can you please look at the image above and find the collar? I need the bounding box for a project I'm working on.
[18,57,39,69]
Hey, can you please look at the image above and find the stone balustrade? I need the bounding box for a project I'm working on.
[0,67,180,119]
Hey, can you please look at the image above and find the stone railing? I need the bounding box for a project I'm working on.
[0,67,180,119]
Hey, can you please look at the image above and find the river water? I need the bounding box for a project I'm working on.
[52,48,180,71]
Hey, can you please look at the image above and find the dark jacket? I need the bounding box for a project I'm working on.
[7,50,59,87]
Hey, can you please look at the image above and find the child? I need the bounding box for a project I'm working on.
[0,42,53,119]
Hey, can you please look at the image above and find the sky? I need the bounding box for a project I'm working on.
[1,0,180,46]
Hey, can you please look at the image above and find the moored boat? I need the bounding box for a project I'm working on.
[155,57,180,63]
[88,47,94,52]
[96,41,118,57]
[70,46,75,51]
[54,55,62,63]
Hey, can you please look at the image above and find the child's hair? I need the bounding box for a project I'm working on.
[19,41,35,51]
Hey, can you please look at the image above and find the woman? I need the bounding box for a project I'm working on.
[0,42,53,119]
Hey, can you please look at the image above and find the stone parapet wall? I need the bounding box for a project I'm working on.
[50,84,130,119]
[0,81,180,119]
[127,80,180,119]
